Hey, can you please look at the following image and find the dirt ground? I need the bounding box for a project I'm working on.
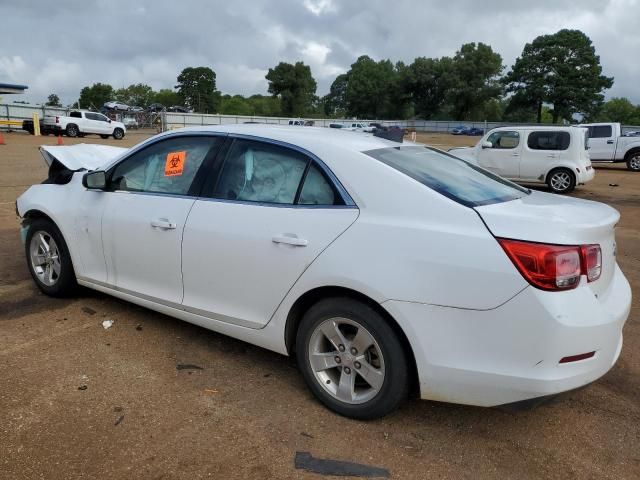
[1,129,638,480]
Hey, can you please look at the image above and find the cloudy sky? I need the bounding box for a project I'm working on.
[1,0,638,106]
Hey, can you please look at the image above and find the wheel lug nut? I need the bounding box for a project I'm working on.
[354,361,361,369]
[350,347,357,355]
[344,367,351,374]
[335,356,341,364]
[338,344,345,352]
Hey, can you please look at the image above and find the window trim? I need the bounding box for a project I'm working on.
[526,130,571,151]
[486,130,520,150]
[199,133,357,209]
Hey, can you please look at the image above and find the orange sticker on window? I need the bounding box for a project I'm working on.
[165,151,186,176]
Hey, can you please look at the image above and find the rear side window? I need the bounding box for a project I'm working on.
[527,131,570,151]
[589,125,612,138]
[365,146,528,207]
[70,111,81,118]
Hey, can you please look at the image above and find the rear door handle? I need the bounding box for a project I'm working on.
[547,154,559,158]
[272,234,308,247]
[511,153,520,157]
[151,219,177,230]
[607,140,614,144]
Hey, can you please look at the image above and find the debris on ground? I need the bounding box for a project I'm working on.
[78,385,87,391]
[102,319,114,330]
[114,406,123,413]
[114,415,125,426]
[609,183,619,187]
[203,389,218,395]
[135,324,143,331]
[176,363,203,371]
[294,452,390,478]
[300,432,314,439]
[82,307,96,315]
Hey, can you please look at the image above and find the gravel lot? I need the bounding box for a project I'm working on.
[1,130,638,479]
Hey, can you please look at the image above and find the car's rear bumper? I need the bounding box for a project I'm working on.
[382,264,631,407]
[578,167,595,184]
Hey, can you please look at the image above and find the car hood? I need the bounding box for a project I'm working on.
[40,144,129,171]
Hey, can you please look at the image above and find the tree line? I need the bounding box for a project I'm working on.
[44,29,640,124]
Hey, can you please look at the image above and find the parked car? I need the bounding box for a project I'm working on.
[328,123,344,129]
[465,127,484,136]
[16,125,630,419]
[578,123,640,171]
[450,126,593,193]
[103,101,130,111]
[122,116,139,129]
[347,122,375,133]
[451,125,469,135]
[42,110,126,139]
[288,120,306,126]
[148,103,166,113]
[167,105,190,113]
[129,106,144,113]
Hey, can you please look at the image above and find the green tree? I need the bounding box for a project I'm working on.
[176,66,219,113]
[403,56,455,119]
[45,93,62,107]
[246,94,281,117]
[447,42,503,120]
[153,89,182,108]
[266,61,317,117]
[323,73,349,117]
[78,83,114,110]
[114,83,155,107]
[504,29,613,123]
[342,56,402,118]
[218,95,253,115]
[594,97,640,124]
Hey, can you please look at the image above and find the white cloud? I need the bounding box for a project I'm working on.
[303,0,336,16]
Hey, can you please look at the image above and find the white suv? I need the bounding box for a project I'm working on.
[450,126,594,193]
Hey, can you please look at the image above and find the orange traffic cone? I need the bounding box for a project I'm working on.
[56,134,63,145]
[0,132,5,145]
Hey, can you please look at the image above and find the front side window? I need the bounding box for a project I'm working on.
[109,136,221,195]
[365,146,528,207]
[486,131,520,149]
[527,131,570,151]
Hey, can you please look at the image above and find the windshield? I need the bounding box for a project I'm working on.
[364,146,529,207]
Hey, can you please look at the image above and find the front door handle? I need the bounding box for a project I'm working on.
[272,234,308,247]
[547,154,559,158]
[607,139,614,144]
[511,153,520,157]
[151,219,177,230]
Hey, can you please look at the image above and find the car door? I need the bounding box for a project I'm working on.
[586,125,615,161]
[94,113,113,134]
[519,130,572,181]
[476,130,522,178]
[100,135,224,303]
[83,113,104,134]
[181,137,359,328]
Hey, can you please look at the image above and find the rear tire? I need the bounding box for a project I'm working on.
[113,128,124,140]
[626,151,640,171]
[25,218,77,297]
[66,124,79,138]
[296,297,409,419]
[547,168,575,194]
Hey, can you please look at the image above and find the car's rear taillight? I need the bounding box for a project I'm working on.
[498,239,601,291]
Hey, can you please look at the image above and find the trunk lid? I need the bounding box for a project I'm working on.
[40,144,128,171]
[475,190,619,295]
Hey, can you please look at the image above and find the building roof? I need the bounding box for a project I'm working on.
[0,82,28,94]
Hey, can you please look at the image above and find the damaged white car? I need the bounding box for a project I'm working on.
[16,125,631,419]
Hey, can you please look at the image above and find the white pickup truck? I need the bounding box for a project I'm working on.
[579,122,640,171]
[43,110,126,140]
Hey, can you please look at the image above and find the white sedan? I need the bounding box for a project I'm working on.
[16,125,631,419]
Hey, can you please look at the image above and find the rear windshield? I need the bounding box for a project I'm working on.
[364,146,528,207]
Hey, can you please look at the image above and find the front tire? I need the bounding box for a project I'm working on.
[113,128,124,140]
[296,298,409,419]
[626,152,640,171]
[547,168,575,194]
[25,218,77,297]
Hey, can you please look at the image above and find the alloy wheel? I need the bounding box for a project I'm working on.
[29,231,61,286]
[550,171,571,192]
[308,317,385,405]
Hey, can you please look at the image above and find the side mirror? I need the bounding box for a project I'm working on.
[481,141,493,149]
[108,119,112,123]
[82,170,107,190]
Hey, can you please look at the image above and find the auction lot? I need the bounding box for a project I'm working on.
[1,130,638,479]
